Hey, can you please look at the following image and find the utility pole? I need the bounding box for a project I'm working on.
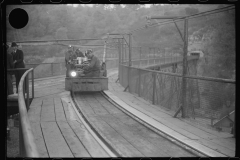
[146,16,188,118]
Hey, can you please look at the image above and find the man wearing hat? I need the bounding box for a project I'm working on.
[83,49,101,77]
[11,42,25,93]
[75,48,85,57]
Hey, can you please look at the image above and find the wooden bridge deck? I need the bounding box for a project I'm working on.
[27,78,109,157]
[106,70,235,157]
[27,68,235,157]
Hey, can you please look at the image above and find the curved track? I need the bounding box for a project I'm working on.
[29,74,204,157]
[72,91,201,157]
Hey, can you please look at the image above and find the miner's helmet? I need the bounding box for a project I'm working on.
[86,49,93,55]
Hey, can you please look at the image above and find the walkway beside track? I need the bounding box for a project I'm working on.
[105,69,235,157]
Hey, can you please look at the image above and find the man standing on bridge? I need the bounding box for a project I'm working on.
[11,42,25,93]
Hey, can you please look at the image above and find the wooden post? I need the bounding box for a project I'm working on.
[118,39,121,77]
[51,63,53,76]
[152,72,156,105]
[164,48,166,64]
[139,47,142,67]
[32,69,34,99]
[148,47,150,66]
[129,34,132,67]
[116,38,122,83]
[26,74,29,110]
[126,34,132,92]
[181,18,189,118]
[154,47,156,64]
[138,68,141,96]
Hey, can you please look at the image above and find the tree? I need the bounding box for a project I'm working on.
[55,27,68,40]
[185,7,199,16]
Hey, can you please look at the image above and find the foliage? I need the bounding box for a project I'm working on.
[6,4,234,79]
[185,7,199,15]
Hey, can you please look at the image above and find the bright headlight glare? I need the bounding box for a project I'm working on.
[71,71,77,77]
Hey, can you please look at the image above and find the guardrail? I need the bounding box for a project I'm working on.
[119,56,235,135]
[11,58,119,157]
[24,58,119,79]
[17,68,38,157]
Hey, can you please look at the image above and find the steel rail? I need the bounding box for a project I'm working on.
[122,63,235,84]
[70,92,119,157]
[100,91,205,157]
[71,90,200,157]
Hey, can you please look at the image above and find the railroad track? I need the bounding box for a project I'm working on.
[27,73,205,157]
[71,91,203,157]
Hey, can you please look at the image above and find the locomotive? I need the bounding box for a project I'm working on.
[65,44,108,92]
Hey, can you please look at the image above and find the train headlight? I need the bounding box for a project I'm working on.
[70,71,77,77]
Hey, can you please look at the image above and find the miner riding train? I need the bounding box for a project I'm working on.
[64,41,108,92]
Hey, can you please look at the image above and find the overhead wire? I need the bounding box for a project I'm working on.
[127,5,235,35]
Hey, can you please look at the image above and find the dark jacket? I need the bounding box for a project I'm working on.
[12,49,25,68]
[65,51,77,63]
[84,55,101,72]
[76,51,85,57]
[7,52,14,69]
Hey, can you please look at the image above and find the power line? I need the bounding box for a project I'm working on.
[128,5,235,34]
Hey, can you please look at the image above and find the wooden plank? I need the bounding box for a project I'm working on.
[113,113,198,157]
[112,90,219,139]
[111,91,174,118]
[68,120,109,157]
[197,138,235,156]
[93,93,123,113]
[133,94,233,138]
[80,93,110,115]
[28,105,42,123]
[100,114,171,157]
[104,90,226,157]
[54,97,67,122]
[209,138,235,151]
[74,95,95,115]
[74,97,95,116]
[41,121,74,157]
[87,115,144,157]
[29,98,43,108]
[35,86,65,98]
[41,104,55,122]
[30,122,49,157]
[57,121,91,157]
[87,102,109,115]
[106,113,195,157]
[61,96,80,121]
[42,98,54,105]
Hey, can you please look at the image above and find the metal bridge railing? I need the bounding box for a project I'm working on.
[119,58,235,134]
[25,62,66,79]
[24,57,119,80]
[15,68,38,157]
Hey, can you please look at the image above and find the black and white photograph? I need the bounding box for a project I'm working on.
[5,3,236,158]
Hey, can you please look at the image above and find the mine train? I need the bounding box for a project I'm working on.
[65,52,108,92]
